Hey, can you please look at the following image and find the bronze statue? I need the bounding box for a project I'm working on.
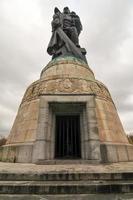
[47,7,87,63]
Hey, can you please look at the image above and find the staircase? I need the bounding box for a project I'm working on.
[0,171,133,199]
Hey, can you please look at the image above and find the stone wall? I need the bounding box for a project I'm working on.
[6,99,40,145]
[1,57,133,164]
[96,98,129,144]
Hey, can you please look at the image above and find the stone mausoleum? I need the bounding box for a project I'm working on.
[1,6,133,164]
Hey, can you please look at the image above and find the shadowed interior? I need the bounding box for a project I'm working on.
[55,115,81,159]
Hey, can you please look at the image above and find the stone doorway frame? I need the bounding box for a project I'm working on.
[32,95,101,164]
[50,103,85,160]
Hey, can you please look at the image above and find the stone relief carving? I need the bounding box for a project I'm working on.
[58,79,74,92]
[22,78,112,103]
[22,83,39,102]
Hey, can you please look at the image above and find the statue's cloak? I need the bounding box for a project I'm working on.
[47,30,60,55]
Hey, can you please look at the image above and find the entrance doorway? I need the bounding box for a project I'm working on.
[55,115,81,159]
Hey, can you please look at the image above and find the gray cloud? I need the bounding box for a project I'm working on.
[0,0,133,136]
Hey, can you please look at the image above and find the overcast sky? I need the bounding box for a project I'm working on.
[0,0,133,136]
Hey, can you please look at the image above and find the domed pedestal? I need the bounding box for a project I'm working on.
[1,57,133,164]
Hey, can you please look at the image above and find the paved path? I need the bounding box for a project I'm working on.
[0,194,133,200]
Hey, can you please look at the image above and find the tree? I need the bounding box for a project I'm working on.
[0,135,7,146]
[127,132,133,145]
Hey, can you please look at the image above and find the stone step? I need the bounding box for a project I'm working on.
[0,180,133,194]
[0,194,133,200]
[36,159,100,165]
[0,172,133,181]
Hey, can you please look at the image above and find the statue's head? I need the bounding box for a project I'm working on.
[54,7,60,14]
[63,7,70,14]
[71,11,76,17]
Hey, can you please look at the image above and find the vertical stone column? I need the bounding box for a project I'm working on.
[32,97,49,163]
[50,111,56,159]
[85,96,101,162]
[81,107,88,159]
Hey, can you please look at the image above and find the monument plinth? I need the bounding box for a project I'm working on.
[1,7,133,164]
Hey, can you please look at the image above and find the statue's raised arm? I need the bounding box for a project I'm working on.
[47,7,87,63]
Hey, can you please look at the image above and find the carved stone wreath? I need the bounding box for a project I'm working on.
[22,78,112,103]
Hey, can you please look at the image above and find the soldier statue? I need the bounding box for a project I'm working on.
[47,7,87,63]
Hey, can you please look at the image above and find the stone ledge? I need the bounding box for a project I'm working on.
[0,162,133,173]
[35,159,100,165]
[0,180,133,195]
[1,171,133,181]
